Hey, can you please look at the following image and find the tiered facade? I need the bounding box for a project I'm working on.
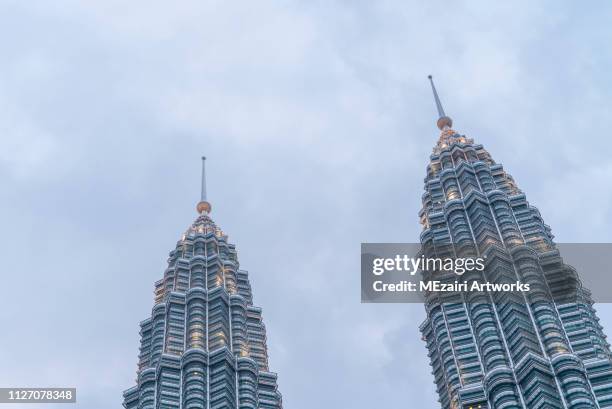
[123,166,282,409]
[419,77,612,408]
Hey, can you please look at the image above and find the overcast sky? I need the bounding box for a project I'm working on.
[1,1,612,408]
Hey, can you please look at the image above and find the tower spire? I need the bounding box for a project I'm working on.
[428,75,453,130]
[201,156,207,201]
[197,156,212,215]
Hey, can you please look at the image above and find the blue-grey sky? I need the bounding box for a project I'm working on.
[1,1,612,408]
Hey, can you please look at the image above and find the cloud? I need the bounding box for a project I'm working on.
[1,1,612,408]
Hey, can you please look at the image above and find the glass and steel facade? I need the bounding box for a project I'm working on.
[419,82,612,408]
[123,208,282,409]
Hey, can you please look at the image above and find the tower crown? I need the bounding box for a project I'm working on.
[428,75,453,130]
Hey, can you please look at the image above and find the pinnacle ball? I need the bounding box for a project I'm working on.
[437,116,453,130]
[197,201,212,214]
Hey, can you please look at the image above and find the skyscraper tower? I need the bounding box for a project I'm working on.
[419,77,612,409]
[123,158,282,409]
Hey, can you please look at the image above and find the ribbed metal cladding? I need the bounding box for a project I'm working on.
[418,127,612,409]
[123,213,282,409]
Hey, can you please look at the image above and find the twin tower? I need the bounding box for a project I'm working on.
[122,158,282,409]
[123,78,612,409]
